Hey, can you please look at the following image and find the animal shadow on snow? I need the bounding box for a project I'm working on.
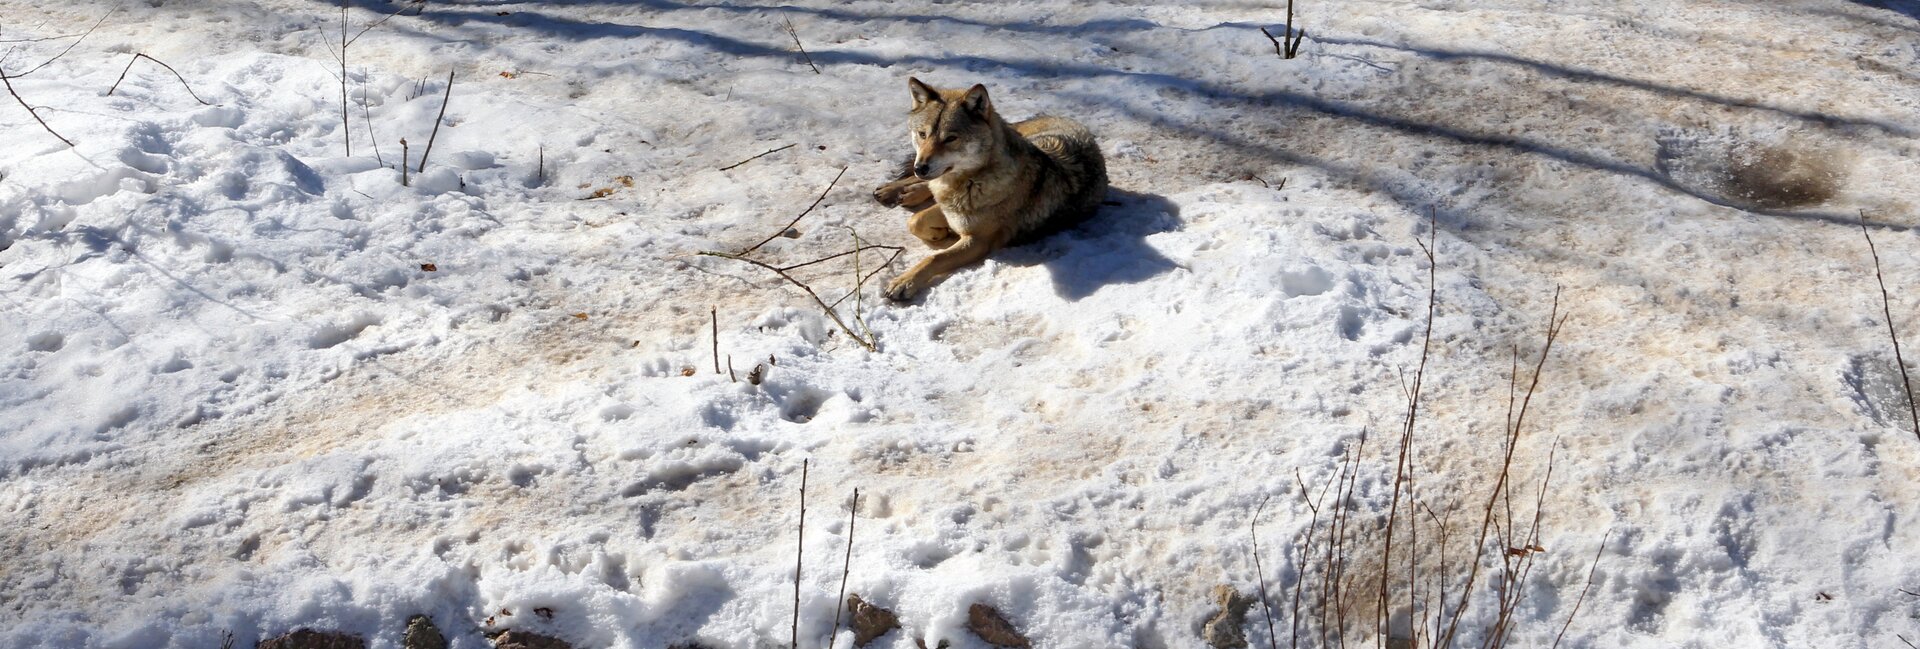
[990,189,1183,302]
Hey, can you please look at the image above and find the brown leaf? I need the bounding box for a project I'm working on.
[583,187,614,200]
[420,263,437,272]
[680,366,696,377]
[500,71,517,79]
[616,175,634,187]
[571,313,589,320]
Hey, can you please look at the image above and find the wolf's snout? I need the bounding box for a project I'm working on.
[913,162,933,179]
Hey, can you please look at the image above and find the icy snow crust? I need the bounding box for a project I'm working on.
[3,0,1919,647]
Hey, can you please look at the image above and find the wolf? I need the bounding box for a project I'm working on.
[872,77,1108,301]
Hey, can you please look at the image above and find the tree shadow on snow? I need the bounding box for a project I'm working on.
[991,189,1183,302]
[327,0,1898,233]
[1845,0,1920,22]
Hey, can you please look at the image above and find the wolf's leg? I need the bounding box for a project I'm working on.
[873,174,933,211]
[884,234,998,301]
[907,205,957,249]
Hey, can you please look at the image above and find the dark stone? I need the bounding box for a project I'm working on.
[257,629,366,649]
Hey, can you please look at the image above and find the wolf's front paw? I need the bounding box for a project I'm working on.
[873,184,902,208]
[884,275,922,302]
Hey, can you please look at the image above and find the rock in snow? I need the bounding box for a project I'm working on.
[256,630,365,649]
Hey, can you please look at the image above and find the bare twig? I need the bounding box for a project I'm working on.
[783,18,820,74]
[1377,208,1438,647]
[742,166,846,256]
[1549,528,1613,649]
[830,489,860,647]
[1250,495,1279,649]
[850,227,870,342]
[1901,635,1918,649]
[400,138,410,186]
[340,0,351,156]
[711,306,721,375]
[792,459,809,649]
[1259,27,1284,56]
[700,250,879,351]
[537,144,545,186]
[347,2,409,46]
[1438,287,1569,649]
[719,142,796,171]
[779,244,903,273]
[107,53,213,105]
[727,354,737,382]
[12,8,115,78]
[1862,215,1920,443]
[0,33,85,44]
[360,79,384,165]
[827,247,905,311]
[418,67,454,173]
[1284,0,1305,58]
[1,68,72,146]
[1257,0,1306,60]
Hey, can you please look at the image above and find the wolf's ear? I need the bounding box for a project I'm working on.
[908,77,938,107]
[960,84,991,116]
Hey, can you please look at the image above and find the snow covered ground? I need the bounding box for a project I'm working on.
[3,0,1920,647]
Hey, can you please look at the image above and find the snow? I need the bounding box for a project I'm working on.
[3,0,1920,647]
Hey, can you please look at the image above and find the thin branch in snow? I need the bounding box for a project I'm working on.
[0,32,85,44]
[1249,495,1279,649]
[108,53,213,105]
[1,66,73,147]
[1259,0,1305,60]
[830,488,860,648]
[719,142,796,171]
[417,67,454,172]
[783,18,820,74]
[741,166,845,256]
[340,0,351,156]
[1861,214,1920,443]
[711,306,721,375]
[13,8,115,78]
[699,250,880,351]
[359,75,383,165]
[1549,527,1612,649]
[791,459,809,649]
[346,2,408,47]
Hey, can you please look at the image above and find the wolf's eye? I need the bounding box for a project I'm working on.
[917,131,929,139]
[941,135,958,144]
